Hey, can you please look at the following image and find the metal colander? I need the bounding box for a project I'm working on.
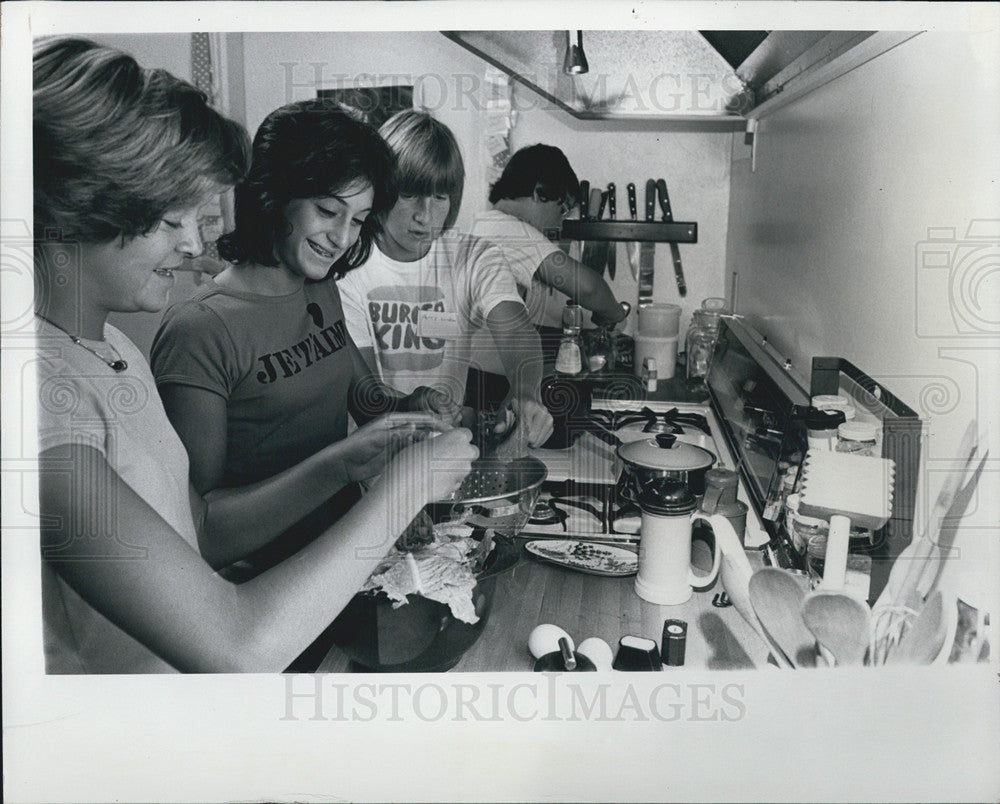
[432,456,548,537]
[450,457,547,504]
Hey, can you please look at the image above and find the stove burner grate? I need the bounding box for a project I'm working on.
[590,406,712,437]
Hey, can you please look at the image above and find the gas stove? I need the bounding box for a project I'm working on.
[524,395,770,547]
[525,315,921,607]
[524,316,824,561]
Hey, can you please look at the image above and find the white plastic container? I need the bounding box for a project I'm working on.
[638,303,681,337]
[634,334,677,380]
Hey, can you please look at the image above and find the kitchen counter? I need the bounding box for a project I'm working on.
[317,363,776,674]
[317,540,773,673]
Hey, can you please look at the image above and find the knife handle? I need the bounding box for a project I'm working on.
[627,182,638,221]
[644,179,656,222]
[591,188,605,222]
[579,180,590,218]
[607,183,616,219]
[656,178,674,222]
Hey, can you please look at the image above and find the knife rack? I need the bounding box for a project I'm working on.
[560,220,697,243]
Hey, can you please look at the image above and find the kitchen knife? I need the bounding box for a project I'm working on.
[638,179,656,306]
[656,178,687,297]
[626,182,640,282]
[606,183,617,280]
[582,187,606,275]
[576,179,590,265]
[593,188,609,276]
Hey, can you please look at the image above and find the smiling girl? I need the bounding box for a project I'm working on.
[151,101,457,584]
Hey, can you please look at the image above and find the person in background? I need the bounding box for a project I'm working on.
[338,110,554,450]
[151,100,459,581]
[33,37,475,674]
[471,143,627,371]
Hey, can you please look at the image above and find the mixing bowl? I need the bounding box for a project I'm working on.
[331,537,521,672]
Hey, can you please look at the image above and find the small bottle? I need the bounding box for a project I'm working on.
[555,302,586,375]
[587,322,615,373]
[642,357,658,392]
[836,420,880,457]
[616,333,635,372]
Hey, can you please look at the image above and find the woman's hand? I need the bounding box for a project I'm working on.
[389,427,478,502]
[338,413,452,483]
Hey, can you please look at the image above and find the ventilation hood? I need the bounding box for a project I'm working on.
[444,30,915,123]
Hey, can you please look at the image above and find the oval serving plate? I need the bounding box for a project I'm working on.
[524,540,638,577]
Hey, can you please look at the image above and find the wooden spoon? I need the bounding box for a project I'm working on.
[886,590,948,665]
[748,567,817,668]
[720,555,792,668]
[801,592,871,666]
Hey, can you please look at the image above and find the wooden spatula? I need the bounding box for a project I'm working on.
[886,590,948,665]
[801,592,871,666]
[749,567,817,668]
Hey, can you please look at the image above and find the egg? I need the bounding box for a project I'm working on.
[577,637,614,672]
[528,624,573,660]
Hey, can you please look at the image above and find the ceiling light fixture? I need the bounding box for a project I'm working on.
[563,30,589,75]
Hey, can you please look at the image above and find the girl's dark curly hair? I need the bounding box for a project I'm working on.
[217,99,396,277]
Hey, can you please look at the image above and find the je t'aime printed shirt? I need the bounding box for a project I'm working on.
[338,232,524,404]
[151,279,364,485]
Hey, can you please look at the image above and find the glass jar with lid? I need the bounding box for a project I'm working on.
[685,308,723,380]
[836,420,880,457]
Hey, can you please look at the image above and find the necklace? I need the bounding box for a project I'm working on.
[38,316,128,372]
[69,335,129,373]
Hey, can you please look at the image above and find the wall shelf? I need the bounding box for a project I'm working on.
[560,220,698,243]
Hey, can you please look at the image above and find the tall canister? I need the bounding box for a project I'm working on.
[635,303,681,380]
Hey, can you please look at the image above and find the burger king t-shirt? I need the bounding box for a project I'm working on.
[338,231,524,405]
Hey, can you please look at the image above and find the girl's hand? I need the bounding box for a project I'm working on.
[340,413,450,483]
[390,427,478,502]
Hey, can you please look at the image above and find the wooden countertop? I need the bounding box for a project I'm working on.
[318,539,772,673]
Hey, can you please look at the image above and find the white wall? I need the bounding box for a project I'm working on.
[727,30,999,432]
[726,30,999,600]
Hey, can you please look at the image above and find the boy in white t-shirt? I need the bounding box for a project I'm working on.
[339,111,553,448]
[470,144,627,368]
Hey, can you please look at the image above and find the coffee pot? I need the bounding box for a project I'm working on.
[635,481,732,605]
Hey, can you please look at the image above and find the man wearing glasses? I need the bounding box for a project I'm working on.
[469,144,627,386]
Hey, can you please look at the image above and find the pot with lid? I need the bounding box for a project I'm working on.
[615,432,716,502]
